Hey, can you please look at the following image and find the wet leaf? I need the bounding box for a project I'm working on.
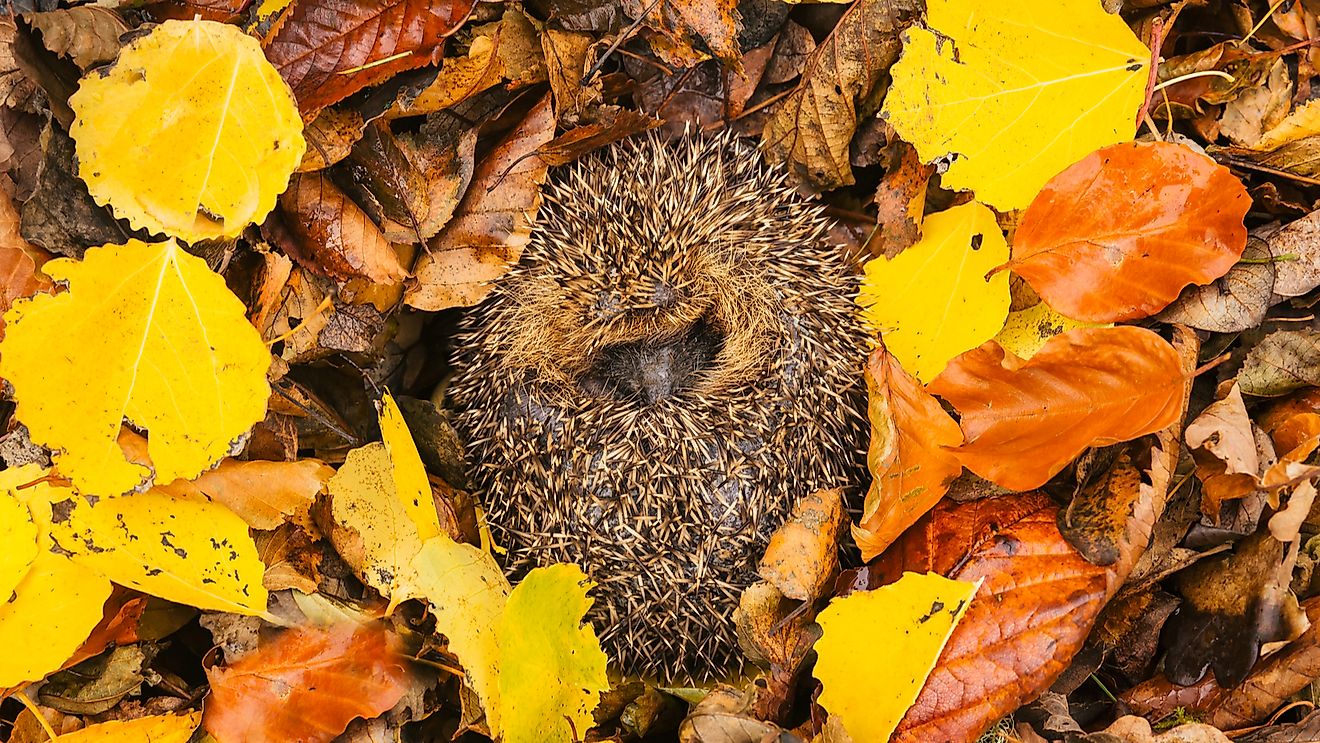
[929,327,1186,491]
[69,20,305,242]
[0,239,270,496]
[278,172,408,285]
[759,488,845,601]
[1009,141,1249,322]
[884,0,1148,209]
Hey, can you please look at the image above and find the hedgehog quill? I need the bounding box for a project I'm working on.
[450,131,869,680]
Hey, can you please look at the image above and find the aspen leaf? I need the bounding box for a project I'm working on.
[380,391,442,543]
[0,239,271,496]
[0,549,113,687]
[497,563,609,743]
[0,481,38,602]
[52,712,201,743]
[814,572,978,743]
[68,20,305,241]
[882,0,1149,210]
[858,202,1010,382]
[53,486,269,615]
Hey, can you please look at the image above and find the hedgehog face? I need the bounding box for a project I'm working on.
[450,132,868,680]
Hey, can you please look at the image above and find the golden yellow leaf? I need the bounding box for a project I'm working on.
[0,477,38,602]
[380,392,441,543]
[858,202,1010,382]
[497,563,609,743]
[882,0,1149,210]
[52,711,202,743]
[995,302,1109,359]
[0,549,112,687]
[68,19,304,241]
[401,535,510,734]
[814,572,979,743]
[52,486,268,615]
[0,239,271,496]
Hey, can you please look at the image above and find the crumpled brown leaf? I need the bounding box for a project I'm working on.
[277,172,409,286]
[26,6,126,71]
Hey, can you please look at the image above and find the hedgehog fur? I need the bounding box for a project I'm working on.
[449,130,869,680]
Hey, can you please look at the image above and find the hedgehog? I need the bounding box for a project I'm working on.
[448,130,869,680]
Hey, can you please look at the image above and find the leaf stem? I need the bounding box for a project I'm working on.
[14,692,58,742]
[1238,253,1299,264]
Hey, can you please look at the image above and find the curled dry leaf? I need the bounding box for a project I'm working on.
[204,623,409,743]
[1157,236,1274,333]
[278,172,409,285]
[929,327,1186,491]
[1010,141,1250,322]
[405,94,554,311]
[535,108,663,166]
[758,488,844,602]
[761,0,920,191]
[1185,382,1262,520]
[26,6,127,70]
[854,344,963,561]
[264,0,477,115]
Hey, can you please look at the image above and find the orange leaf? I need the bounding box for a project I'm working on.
[203,623,409,743]
[1010,141,1249,322]
[853,345,963,561]
[264,0,476,115]
[929,327,1185,491]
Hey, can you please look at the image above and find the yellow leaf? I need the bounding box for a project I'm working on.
[380,392,441,543]
[52,711,201,743]
[0,478,39,602]
[995,302,1109,359]
[53,486,268,614]
[497,563,608,743]
[858,202,1010,382]
[68,20,304,241]
[0,549,112,687]
[401,536,510,734]
[814,572,979,743]
[882,0,1149,210]
[0,239,271,496]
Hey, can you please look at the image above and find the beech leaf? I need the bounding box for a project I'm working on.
[51,712,201,743]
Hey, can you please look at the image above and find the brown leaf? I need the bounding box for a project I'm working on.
[145,0,253,23]
[386,13,513,119]
[264,0,476,115]
[0,190,49,343]
[542,28,600,125]
[25,7,127,71]
[405,94,554,311]
[854,344,962,561]
[630,0,742,69]
[1186,382,1262,520]
[337,122,430,243]
[277,172,409,285]
[929,327,1187,491]
[1156,236,1275,333]
[1267,207,1320,300]
[256,523,324,593]
[535,108,663,166]
[761,0,920,191]
[759,488,843,602]
[1058,445,1147,566]
[731,582,819,723]
[204,623,410,743]
[297,107,367,173]
[21,122,128,258]
[1241,329,1320,397]
[870,142,932,259]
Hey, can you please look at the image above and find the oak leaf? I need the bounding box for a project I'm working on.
[0,239,271,496]
[929,327,1186,491]
[68,20,305,242]
[882,0,1149,210]
[1010,141,1250,322]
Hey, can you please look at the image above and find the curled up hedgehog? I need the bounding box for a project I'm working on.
[449,130,869,680]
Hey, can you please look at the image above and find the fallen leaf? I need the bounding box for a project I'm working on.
[1266,208,1320,301]
[858,201,1010,382]
[854,345,963,561]
[814,572,977,743]
[1157,236,1275,333]
[406,94,554,311]
[633,0,741,69]
[1186,382,1261,520]
[2,239,270,495]
[20,122,128,258]
[69,20,305,241]
[51,711,201,743]
[761,0,919,191]
[387,20,506,119]
[277,172,409,285]
[264,0,476,115]
[1009,141,1249,322]
[204,623,408,743]
[994,301,1107,361]
[869,142,932,259]
[296,107,366,172]
[26,7,127,71]
[0,190,47,344]
[758,488,844,601]
[929,327,1185,491]
[497,563,609,743]
[535,108,662,166]
[1240,329,1320,397]
[882,0,1150,210]
[174,457,333,530]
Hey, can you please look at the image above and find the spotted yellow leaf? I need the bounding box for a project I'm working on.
[0,239,271,496]
[882,0,1149,210]
[0,548,113,687]
[69,19,304,241]
[814,572,979,743]
[858,202,1010,382]
[995,302,1109,359]
[52,711,201,743]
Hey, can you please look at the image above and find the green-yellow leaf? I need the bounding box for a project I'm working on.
[995,302,1109,359]
[497,563,609,743]
[882,0,1149,210]
[0,239,271,496]
[68,19,305,241]
[0,549,112,687]
[52,711,201,743]
[814,572,978,743]
[858,202,1010,382]
[380,392,441,543]
[52,486,268,615]
[401,535,510,734]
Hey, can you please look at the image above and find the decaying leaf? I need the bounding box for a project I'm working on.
[759,488,845,601]
[69,20,305,241]
[1157,236,1275,333]
[278,172,409,285]
[1240,329,1320,397]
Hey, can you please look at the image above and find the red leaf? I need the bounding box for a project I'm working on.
[204,624,409,743]
[1009,141,1249,322]
[264,0,476,115]
[928,327,1186,491]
